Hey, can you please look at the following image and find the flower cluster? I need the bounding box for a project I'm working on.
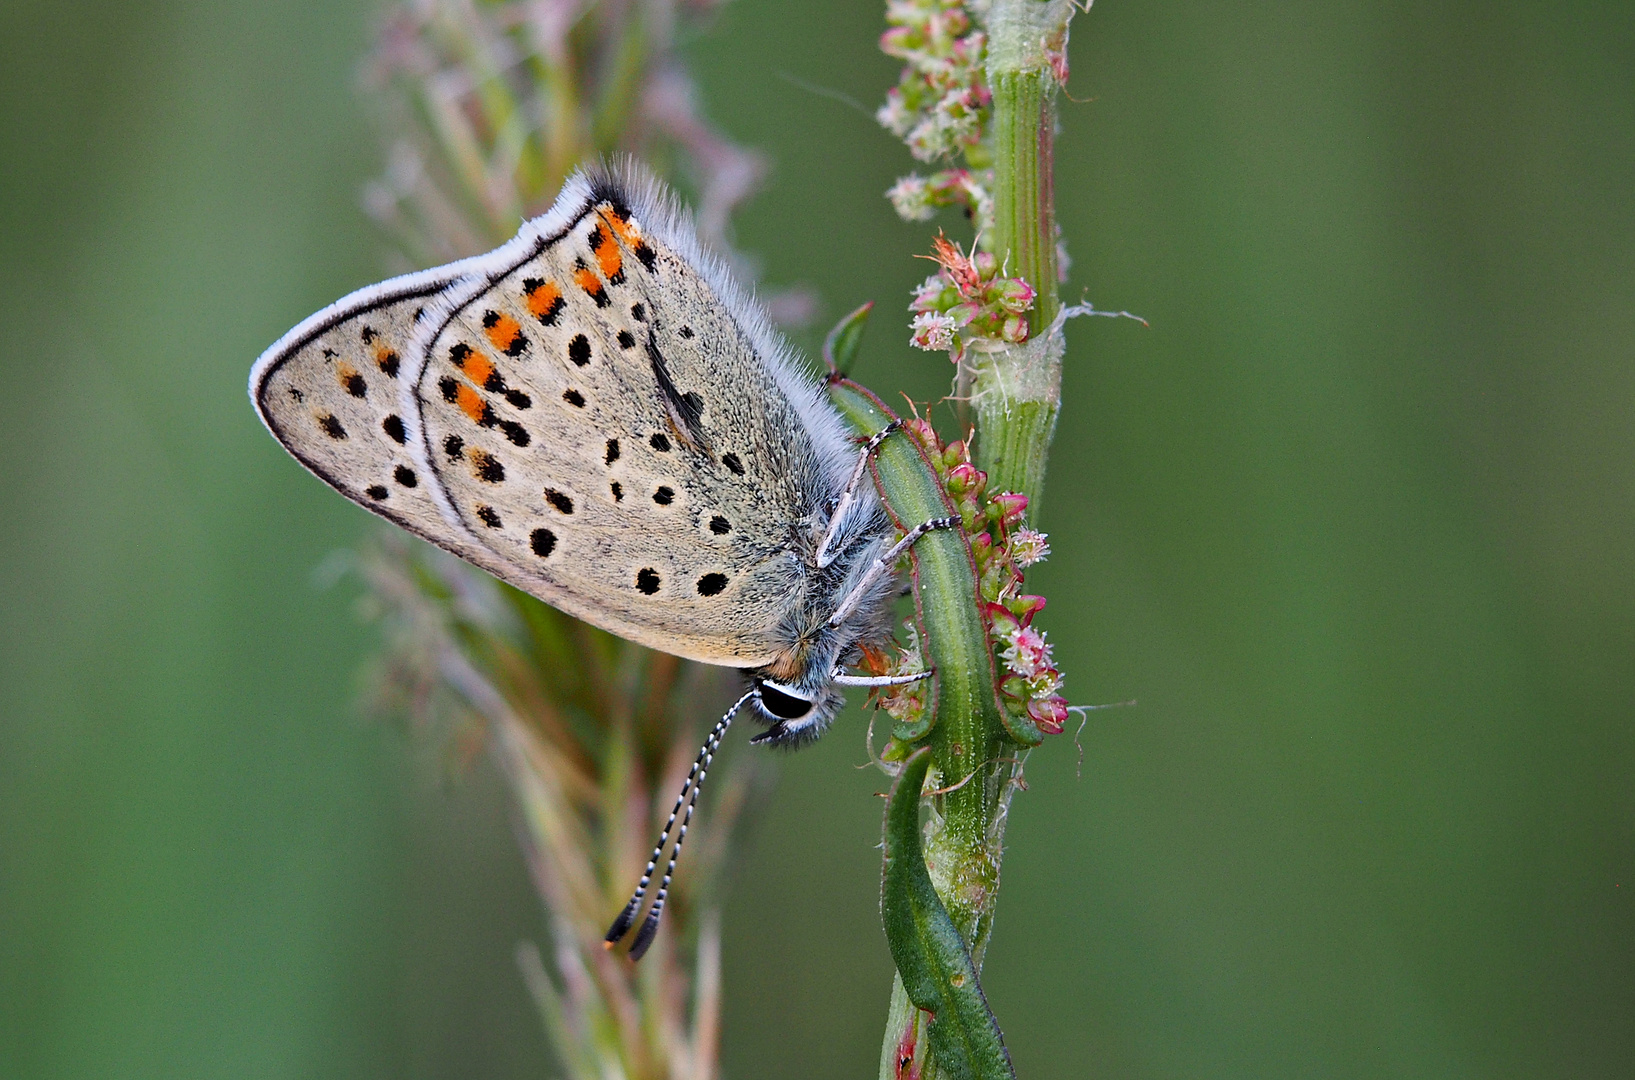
[886,168,994,231]
[909,233,1036,363]
[876,0,991,163]
[871,419,1070,740]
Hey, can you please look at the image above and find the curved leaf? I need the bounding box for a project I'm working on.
[825,379,1005,747]
[882,748,1017,1080]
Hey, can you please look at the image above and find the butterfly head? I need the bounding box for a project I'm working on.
[748,675,841,747]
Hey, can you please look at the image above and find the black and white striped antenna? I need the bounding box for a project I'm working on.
[604,688,755,959]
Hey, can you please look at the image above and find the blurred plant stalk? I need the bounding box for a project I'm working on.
[355,3,773,1077]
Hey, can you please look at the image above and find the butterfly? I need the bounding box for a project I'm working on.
[250,162,949,956]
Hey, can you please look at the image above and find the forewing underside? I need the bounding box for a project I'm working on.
[252,272,512,577]
[409,198,830,665]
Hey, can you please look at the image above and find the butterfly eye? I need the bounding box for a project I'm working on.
[757,680,814,720]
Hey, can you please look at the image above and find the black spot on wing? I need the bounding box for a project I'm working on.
[472,450,505,483]
[562,389,585,408]
[545,489,574,515]
[366,485,387,500]
[652,486,674,506]
[709,515,730,535]
[636,568,660,594]
[604,439,620,465]
[649,433,671,452]
[443,434,465,460]
[531,528,556,557]
[394,465,417,488]
[722,452,744,475]
[617,330,635,349]
[318,414,346,439]
[382,414,407,444]
[476,505,502,529]
[696,573,727,597]
[568,334,591,367]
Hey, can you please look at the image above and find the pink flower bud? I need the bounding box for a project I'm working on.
[997,277,1036,313]
[910,273,946,312]
[905,418,939,449]
[1007,594,1046,626]
[990,491,1028,527]
[1027,697,1069,735]
[946,461,981,494]
[983,602,1021,636]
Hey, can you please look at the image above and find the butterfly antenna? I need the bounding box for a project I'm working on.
[605,688,754,959]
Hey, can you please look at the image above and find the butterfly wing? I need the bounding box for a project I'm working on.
[250,263,527,581]
[403,172,855,667]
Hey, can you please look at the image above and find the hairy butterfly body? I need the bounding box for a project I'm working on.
[251,163,942,955]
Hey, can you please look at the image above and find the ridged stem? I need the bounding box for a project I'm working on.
[974,0,1073,514]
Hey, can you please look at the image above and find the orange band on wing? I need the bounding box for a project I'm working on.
[454,382,488,425]
[482,312,526,356]
[523,279,563,324]
[592,222,623,280]
[600,205,641,246]
[599,205,657,271]
[573,264,603,298]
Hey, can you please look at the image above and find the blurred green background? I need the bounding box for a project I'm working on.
[3,1,1632,1077]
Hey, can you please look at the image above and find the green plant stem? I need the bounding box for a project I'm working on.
[869,3,1082,1074]
[990,70,1058,334]
[973,0,1073,513]
[829,383,1016,1080]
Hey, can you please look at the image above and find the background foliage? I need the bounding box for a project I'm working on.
[2,1,1632,1077]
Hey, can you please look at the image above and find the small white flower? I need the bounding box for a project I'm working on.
[886,174,936,222]
[910,272,945,310]
[1000,626,1055,681]
[910,310,957,352]
[876,91,914,138]
[1009,528,1051,568]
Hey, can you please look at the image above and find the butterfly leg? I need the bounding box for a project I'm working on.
[826,514,959,628]
[833,669,932,688]
[815,420,903,568]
